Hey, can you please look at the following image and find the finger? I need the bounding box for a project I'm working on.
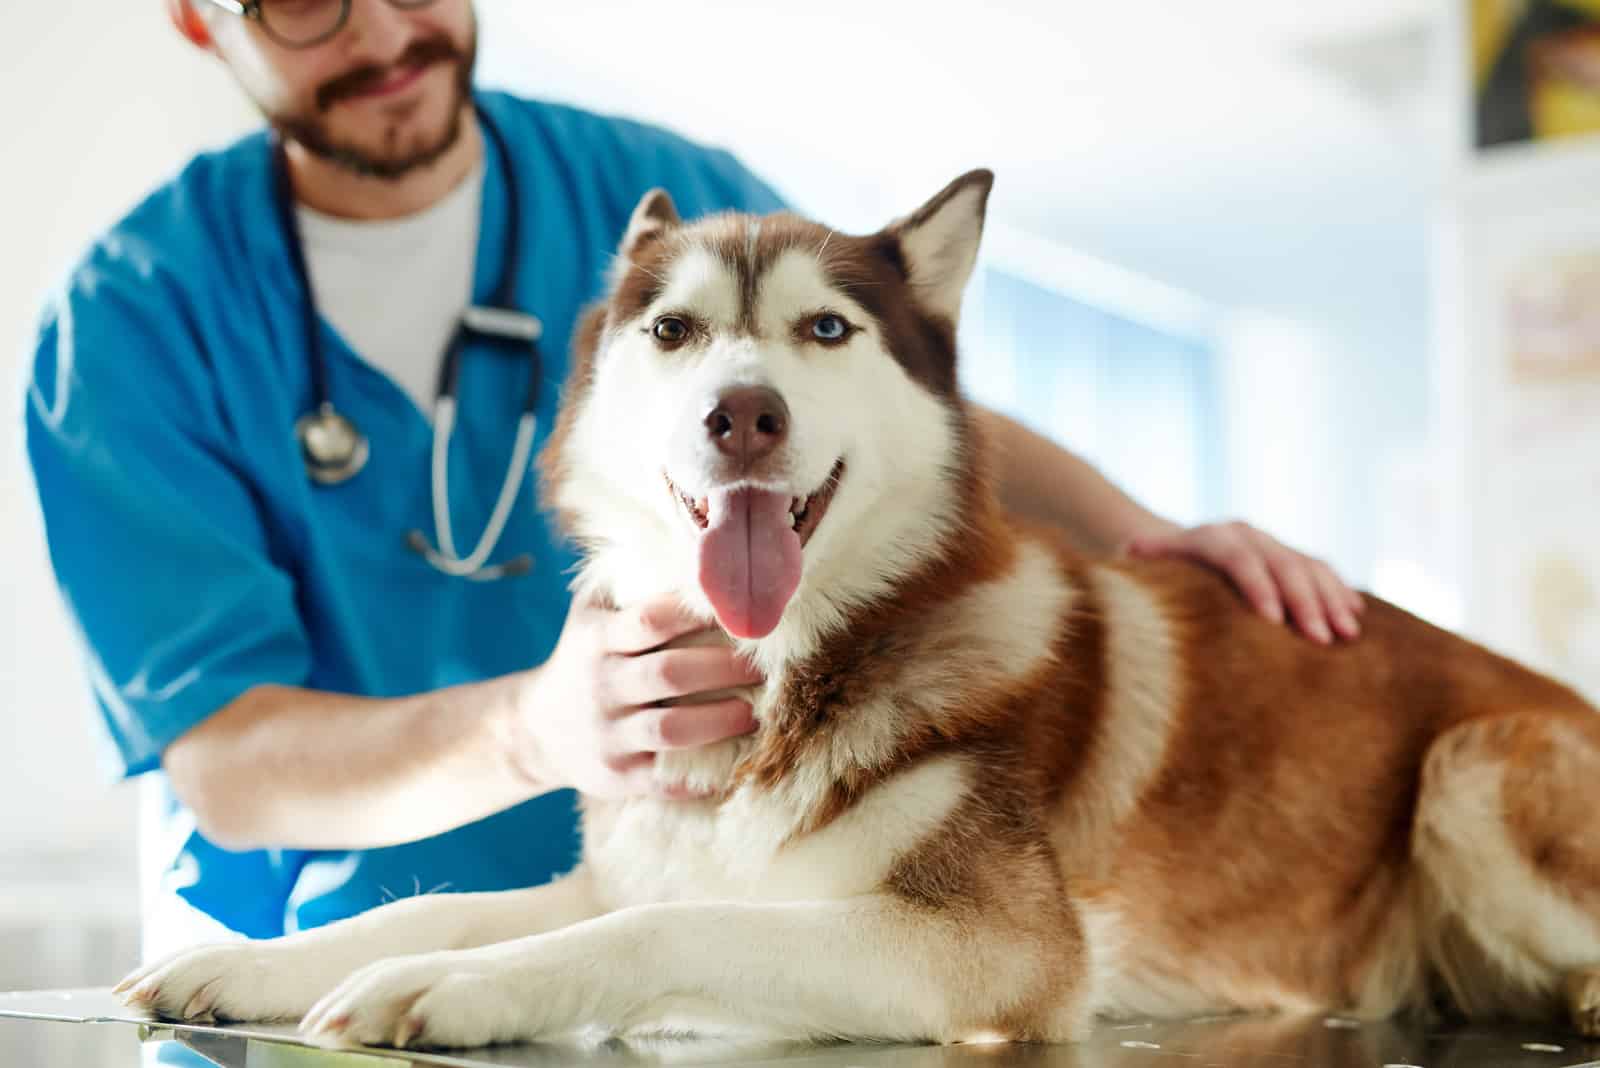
[1131,527,1285,624]
[607,757,723,802]
[1123,532,1177,559]
[654,781,721,802]
[1219,541,1284,624]
[1122,535,1154,557]
[1313,563,1363,640]
[606,596,716,655]
[612,647,765,709]
[606,754,729,802]
[1176,527,1282,622]
[614,700,758,757]
[611,699,758,755]
[1264,551,1332,644]
[609,752,658,798]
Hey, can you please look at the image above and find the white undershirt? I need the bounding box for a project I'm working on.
[295,160,485,418]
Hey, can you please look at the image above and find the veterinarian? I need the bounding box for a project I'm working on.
[22,0,1366,957]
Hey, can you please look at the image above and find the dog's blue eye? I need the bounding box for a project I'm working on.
[812,315,848,341]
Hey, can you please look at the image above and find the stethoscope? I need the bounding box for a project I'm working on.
[279,103,539,581]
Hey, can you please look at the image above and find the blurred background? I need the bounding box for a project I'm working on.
[3,0,1599,1034]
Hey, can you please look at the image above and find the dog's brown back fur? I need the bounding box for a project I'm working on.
[712,384,1599,1026]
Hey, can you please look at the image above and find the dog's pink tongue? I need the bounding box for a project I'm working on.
[698,488,802,639]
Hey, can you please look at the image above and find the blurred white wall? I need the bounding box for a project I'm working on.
[474,0,1445,593]
[0,1,254,996]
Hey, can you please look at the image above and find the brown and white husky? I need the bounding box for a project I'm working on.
[118,170,1600,1051]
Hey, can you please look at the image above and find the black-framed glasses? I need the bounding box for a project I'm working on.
[203,0,439,50]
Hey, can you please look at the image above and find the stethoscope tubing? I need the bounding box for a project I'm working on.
[280,99,540,580]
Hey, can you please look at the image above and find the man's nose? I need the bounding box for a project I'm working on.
[342,0,415,58]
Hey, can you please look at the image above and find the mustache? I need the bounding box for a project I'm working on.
[315,35,463,111]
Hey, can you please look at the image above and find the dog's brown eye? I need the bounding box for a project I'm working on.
[653,317,690,344]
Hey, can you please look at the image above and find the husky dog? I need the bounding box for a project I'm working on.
[118,171,1600,1051]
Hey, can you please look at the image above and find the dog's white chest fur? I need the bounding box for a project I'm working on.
[584,755,971,910]
[576,543,1068,911]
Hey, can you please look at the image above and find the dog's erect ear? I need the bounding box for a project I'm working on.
[608,189,680,291]
[619,188,680,261]
[885,169,994,325]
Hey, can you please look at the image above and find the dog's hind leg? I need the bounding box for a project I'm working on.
[1412,712,1600,1034]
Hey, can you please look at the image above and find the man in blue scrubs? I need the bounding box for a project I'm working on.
[22,0,1366,958]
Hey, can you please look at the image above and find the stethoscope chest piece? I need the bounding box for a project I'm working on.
[297,402,370,485]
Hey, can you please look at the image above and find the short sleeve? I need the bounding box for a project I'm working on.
[22,246,312,778]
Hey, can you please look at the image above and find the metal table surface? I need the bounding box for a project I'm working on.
[4,989,1599,1068]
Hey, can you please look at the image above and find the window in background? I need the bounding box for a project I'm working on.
[964,265,1225,532]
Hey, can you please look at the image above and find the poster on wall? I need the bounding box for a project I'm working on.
[1467,214,1600,703]
[1473,0,1600,148]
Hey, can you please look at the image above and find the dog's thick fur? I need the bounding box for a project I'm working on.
[119,171,1600,1051]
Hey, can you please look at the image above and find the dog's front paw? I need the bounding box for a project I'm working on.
[299,952,525,1050]
[114,942,323,1023]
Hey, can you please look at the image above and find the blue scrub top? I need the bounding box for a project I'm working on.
[22,90,785,939]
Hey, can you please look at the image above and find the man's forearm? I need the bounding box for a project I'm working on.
[974,405,1175,554]
[162,672,549,852]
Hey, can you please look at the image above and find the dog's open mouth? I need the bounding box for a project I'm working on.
[666,461,845,547]
[664,460,845,639]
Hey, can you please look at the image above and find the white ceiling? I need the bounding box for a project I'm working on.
[476,0,1443,334]
[1169,0,1435,50]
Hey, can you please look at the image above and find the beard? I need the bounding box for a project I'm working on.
[267,26,478,180]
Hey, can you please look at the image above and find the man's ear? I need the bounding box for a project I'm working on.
[167,0,215,49]
[884,169,994,326]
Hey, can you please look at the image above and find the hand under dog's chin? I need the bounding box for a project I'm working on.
[638,625,765,800]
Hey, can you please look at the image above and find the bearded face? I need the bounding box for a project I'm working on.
[210,0,479,180]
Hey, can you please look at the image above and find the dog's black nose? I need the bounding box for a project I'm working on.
[704,386,790,464]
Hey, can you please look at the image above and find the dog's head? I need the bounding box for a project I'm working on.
[542,170,994,653]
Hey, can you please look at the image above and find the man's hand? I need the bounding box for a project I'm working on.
[1123,521,1364,644]
[516,596,764,799]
